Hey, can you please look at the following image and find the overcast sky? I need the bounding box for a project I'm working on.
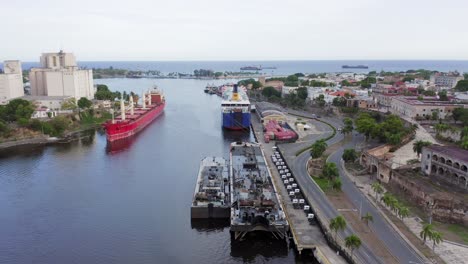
[2,0,468,61]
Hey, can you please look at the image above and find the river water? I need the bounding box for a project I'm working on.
[0,79,315,264]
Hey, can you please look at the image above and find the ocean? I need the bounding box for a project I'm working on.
[16,60,468,76]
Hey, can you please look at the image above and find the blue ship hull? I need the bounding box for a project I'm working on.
[222,112,251,130]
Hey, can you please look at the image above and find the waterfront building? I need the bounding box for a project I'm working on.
[421,145,468,189]
[390,96,467,120]
[29,51,94,100]
[430,72,464,89]
[0,60,24,105]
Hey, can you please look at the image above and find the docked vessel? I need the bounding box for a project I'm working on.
[221,84,251,130]
[229,142,288,240]
[342,65,369,69]
[191,157,230,219]
[240,66,262,71]
[103,87,165,142]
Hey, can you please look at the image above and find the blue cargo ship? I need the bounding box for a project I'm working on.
[221,84,251,130]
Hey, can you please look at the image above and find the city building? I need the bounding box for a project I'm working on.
[0,60,24,105]
[346,96,377,109]
[29,51,94,100]
[421,145,468,189]
[390,96,466,120]
[430,72,464,89]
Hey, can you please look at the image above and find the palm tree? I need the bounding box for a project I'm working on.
[361,212,374,227]
[420,223,434,245]
[412,140,432,158]
[371,182,384,200]
[430,231,443,253]
[345,234,362,259]
[310,139,328,158]
[329,215,347,241]
[398,206,410,220]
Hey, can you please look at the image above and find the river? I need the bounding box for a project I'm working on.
[0,78,315,264]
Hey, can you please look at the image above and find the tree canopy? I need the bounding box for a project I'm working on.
[310,139,327,158]
[0,99,35,122]
[262,86,281,98]
[78,97,92,109]
[238,78,262,89]
[455,80,468,92]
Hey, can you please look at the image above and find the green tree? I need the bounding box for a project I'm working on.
[454,80,468,92]
[342,118,354,136]
[329,215,347,241]
[430,231,443,252]
[355,113,376,140]
[371,182,384,201]
[438,90,448,101]
[420,223,434,244]
[345,234,362,258]
[1,99,35,122]
[296,87,308,100]
[315,94,326,107]
[61,98,78,110]
[322,162,339,186]
[342,149,357,162]
[452,108,468,126]
[78,97,92,109]
[262,86,281,98]
[310,139,327,158]
[332,178,342,190]
[398,206,410,220]
[413,140,432,158]
[431,110,439,120]
[423,90,436,96]
[361,212,373,227]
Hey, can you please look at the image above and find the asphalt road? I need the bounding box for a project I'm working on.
[329,136,424,264]
[279,113,424,263]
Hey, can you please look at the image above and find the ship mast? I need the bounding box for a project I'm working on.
[130,95,134,116]
[148,89,152,105]
[142,91,146,109]
[120,97,126,121]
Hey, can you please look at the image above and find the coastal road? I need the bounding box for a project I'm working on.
[288,145,384,264]
[328,136,425,264]
[281,114,424,263]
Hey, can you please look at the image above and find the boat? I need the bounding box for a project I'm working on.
[240,66,262,71]
[103,86,165,142]
[229,142,288,240]
[342,65,369,69]
[221,84,251,130]
[191,157,230,219]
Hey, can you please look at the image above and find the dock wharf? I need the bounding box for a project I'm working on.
[251,113,347,264]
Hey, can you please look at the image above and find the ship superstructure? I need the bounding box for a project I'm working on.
[221,84,251,130]
[191,157,230,219]
[229,142,288,240]
[103,86,165,142]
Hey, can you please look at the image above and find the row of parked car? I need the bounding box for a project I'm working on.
[271,146,316,225]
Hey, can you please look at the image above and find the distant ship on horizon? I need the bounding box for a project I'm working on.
[240,65,277,71]
[342,65,369,69]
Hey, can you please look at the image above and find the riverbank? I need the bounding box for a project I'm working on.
[0,125,101,151]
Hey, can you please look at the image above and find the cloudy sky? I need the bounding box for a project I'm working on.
[2,0,468,61]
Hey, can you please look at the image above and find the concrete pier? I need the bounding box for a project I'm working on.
[251,113,347,264]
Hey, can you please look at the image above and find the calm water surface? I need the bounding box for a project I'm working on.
[0,79,315,264]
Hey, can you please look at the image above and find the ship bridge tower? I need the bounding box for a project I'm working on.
[232,84,240,101]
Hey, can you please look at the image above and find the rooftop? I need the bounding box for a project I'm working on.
[426,145,468,163]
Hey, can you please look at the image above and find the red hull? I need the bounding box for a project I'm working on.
[103,102,165,142]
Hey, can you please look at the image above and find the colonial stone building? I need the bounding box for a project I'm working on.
[421,145,468,189]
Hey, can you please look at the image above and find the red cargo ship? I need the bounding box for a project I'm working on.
[103,87,165,142]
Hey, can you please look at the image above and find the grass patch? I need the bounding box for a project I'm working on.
[447,224,468,244]
[311,176,331,192]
